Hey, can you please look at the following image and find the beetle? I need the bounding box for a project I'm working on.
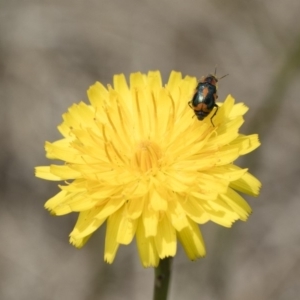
[188,70,228,126]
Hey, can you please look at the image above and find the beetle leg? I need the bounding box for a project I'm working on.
[210,104,219,127]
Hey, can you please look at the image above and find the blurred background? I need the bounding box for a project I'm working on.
[1,0,300,299]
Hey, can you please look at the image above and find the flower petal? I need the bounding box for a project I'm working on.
[87,81,109,108]
[177,218,206,260]
[69,208,107,244]
[220,188,252,221]
[35,166,62,181]
[230,171,261,196]
[104,211,121,263]
[177,194,209,224]
[154,214,176,259]
[166,200,189,231]
[127,196,145,219]
[136,218,159,267]
[116,205,138,245]
[230,134,260,155]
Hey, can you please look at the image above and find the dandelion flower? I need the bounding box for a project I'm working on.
[36,71,261,267]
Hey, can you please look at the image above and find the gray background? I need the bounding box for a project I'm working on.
[1,0,300,299]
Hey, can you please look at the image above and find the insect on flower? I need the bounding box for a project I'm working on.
[188,68,228,126]
[35,70,261,268]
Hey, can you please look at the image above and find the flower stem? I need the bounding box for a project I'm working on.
[153,257,173,300]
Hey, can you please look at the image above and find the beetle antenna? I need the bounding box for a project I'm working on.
[218,74,229,80]
[213,66,228,80]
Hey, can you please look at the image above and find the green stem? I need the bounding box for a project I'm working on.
[153,257,173,300]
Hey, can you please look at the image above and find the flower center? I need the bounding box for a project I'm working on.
[132,141,162,174]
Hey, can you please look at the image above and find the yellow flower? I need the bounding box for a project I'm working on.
[36,71,261,267]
